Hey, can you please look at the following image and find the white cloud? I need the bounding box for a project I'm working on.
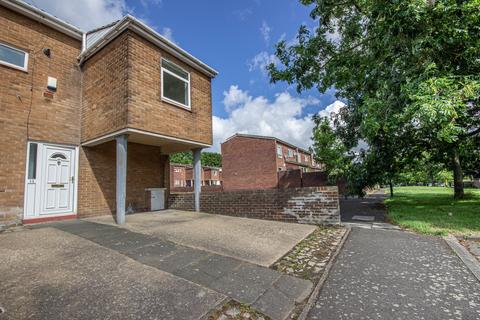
[209,85,322,152]
[160,27,175,43]
[28,0,128,30]
[260,21,271,45]
[222,85,251,111]
[248,51,279,75]
[318,100,345,120]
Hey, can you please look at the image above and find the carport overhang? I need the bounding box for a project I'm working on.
[81,127,211,154]
[82,128,209,224]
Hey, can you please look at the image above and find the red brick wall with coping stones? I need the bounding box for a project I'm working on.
[168,186,340,225]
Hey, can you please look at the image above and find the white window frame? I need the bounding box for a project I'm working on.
[277,145,283,158]
[0,42,28,72]
[161,58,191,110]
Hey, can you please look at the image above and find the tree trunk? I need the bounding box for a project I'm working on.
[389,180,394,198]
[452,148,464,200]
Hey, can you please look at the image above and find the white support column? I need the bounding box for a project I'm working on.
[116,134,128,224]
[193,148,202,212]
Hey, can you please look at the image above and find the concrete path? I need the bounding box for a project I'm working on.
[43,220,313,320]
[306,228,480,320]
[0,227,224,320]
[88,210,316,267]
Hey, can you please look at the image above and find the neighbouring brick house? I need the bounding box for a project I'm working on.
[170,163,222,188]
[0,0,216,227]
[221,134,323,191]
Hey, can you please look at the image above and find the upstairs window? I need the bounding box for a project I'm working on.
[161,58,190,109]
[276,145,283,158]
[288,149,293,158]
[0,43,28,71]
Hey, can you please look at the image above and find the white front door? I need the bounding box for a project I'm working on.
[41,146,75,215]
[24,142,77,219]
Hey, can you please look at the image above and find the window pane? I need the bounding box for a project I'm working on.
[162,59,188,80]
[0,44,26,68]
[28,143,37,179]
[163,71,189,106]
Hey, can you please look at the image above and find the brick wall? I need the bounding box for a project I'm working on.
[168,186,340,225]
[81,32,129,142]
[0,6,82,225]
[221,136,278,191]
[78,141,167,217]
[127,33,212,145]
[170,186,223,193]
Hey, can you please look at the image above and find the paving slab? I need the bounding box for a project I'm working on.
[307,228,480,320]
[210,262,282,304]
[88,210,316,267]
[39,220,313,320]
[0,228,225,320]
[351,215,375,222]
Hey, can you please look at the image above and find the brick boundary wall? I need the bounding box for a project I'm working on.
[168,186,340,225]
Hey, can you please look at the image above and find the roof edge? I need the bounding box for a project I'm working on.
[223,133,311,154]
[0,0,83,40]
[79,15,218,78]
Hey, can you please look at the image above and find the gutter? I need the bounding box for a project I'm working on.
[0,0,83,40]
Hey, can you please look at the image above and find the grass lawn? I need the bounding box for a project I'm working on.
[385,186,480,237]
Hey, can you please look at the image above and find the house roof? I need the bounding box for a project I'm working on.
[223,133,311,154]
[1,1,218,78]
[80,15,218,77]
[0,0,83,39]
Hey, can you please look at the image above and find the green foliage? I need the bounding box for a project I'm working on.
[311,115,350,180]
[169,151,222,167]
[269,0,480,198]
[201,152,222,167]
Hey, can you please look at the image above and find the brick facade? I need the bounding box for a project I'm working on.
[221,134,322,191]
[168,186,340,225]
[222,135,278,191]
[0,6,82,225]
[0,4,214,226]
[78,142,167,217]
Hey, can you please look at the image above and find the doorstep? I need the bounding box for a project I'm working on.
[22,213,77,225]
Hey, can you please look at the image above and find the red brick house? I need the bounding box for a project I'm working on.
[0,0,216,227]
[221,134,322,191]
[170,163,222,188]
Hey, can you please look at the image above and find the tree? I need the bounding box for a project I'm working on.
[269,0,480,199]
[170,151,222,167]
[311,115,350,182]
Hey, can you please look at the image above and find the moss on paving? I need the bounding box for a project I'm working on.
[207,300,270,320]
[385,186,480,237]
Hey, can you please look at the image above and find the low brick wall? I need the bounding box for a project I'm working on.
[168,186,340,225]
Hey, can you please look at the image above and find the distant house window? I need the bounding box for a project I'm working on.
[288,149,293,158]
[212,170,217,176]
[305,155,309,162]
[277,146,282,158]
[0,43,28,71]
[174,168,182,173]
[161,58,190,108]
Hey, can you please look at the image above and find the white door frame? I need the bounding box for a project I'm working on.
[23,141,79,220]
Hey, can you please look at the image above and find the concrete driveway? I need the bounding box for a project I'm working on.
[0,227,224,320]
[88,210,316,267]
[0,212,315,320]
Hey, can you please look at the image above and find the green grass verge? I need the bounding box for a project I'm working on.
[385,186,480,237]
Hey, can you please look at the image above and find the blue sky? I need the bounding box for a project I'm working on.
[29,0,342,151]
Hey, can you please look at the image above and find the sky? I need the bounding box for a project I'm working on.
[27,0,344,152]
